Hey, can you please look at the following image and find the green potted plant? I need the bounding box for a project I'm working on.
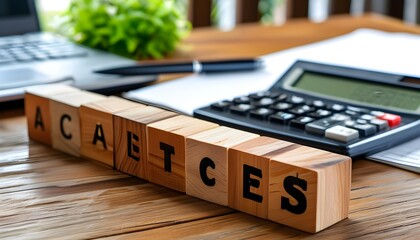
[61,0,190,59]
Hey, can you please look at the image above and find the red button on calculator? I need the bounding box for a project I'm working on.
[378,113,401,127]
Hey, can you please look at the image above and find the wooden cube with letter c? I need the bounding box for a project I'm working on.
[147,115,218,192]
[49,91,106,157]
[185,126,259,206]
[113,106,177,179]
[268,145,351,233]
[228,136,297,219]
[80,96,144,168]
[25,84,81,145]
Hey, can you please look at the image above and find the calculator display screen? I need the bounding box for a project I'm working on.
[292,72,420,112]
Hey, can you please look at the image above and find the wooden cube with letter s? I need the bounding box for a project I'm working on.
[79,96,144,167]
[48,91,106,157]
[147,115,218,192]
[25,84,81,145]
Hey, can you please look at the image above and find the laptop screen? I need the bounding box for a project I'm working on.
[0,0,39,36]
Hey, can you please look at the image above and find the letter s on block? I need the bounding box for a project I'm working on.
[281,175,307,214]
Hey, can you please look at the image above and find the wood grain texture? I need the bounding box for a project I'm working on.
[113,106,177,179]
[269,145,351,233]
[147,115,218,192]
[228,137,296,219]
[1,15,420,239]
[24,85,80,145]
[80,96,144,167]
[49,91,106,157]
[185,126,259,206]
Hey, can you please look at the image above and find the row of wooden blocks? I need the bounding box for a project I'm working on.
[25,84,351,233]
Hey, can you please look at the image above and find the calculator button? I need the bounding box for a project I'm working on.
[325,125,359,142]
[344,120,356,128]
[347,106,368,113]
[328,104,346,112]
[360,114,375,121]
[330,113,351,121]
[230,104,253,115]
[351,124,377,137]
[378,113,401,127]
[288,95,305,104]
[290,116,314,129]
[289,105,315,115]
[370,111,385,117]
[370,119,388,131]
[305,118,343,135]
[211,100,231,111]
[269,112,295,124]
[254,97,275,107]
[267,91,281,99]
[344,110,360,118]
[307,109,332,119]
[273,93,288,102]
[249,91,269,100]
[250,108,273,120]
[271,102,294,111]
[309,100,326,108]
[233,96,251,104]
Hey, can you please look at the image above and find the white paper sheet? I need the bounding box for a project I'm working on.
[124,29,420,115]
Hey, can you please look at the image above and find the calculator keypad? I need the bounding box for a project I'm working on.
[209,90,401,143]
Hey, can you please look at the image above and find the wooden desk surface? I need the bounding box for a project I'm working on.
[1,15,419,239]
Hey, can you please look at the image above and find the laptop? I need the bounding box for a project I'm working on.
[0,0,156,102]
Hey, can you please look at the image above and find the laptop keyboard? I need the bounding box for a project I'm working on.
[0,34,87,64]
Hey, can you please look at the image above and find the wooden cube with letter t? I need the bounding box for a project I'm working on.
[228,136,297,219]
[268,145,351,233]
[185,126,259,206]
[25,84,81,145]
[147,115,218,192]
[79,96,144,167]
[49,91,106,157]
[113,106,177,179]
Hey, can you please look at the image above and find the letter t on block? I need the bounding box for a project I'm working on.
[228,137,297,219]
[268,145,351,233]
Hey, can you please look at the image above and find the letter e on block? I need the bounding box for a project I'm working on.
[80,96,144,167]
[186,126,259,206]
[113,106,177,179]
[228,137,296,219]
[268,145,351,233]
[49,91,106,157]
[147,115,218,192]
[25,84,81,145]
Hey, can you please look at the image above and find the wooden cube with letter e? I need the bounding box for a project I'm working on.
[185,126,259,206]
[147,115,218,192]
[49,91,106,157]
[25,84,81,145]
[113,106,177,179]
[228,136,298,219]
[80,96,144,168]
[268,145,351,233]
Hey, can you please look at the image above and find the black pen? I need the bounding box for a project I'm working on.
[94,58,264,75]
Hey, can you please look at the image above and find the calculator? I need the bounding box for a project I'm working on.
[194,61,420,157]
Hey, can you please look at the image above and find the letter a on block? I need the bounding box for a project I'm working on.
[228,136,297,219]
[185,126,258,206]
[113,106,177,179]
[147,115,218,192]
[268,145,351,233]
[25,84,81,145]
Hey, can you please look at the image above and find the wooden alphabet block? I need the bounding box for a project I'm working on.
[147,115,218,192]
[268,145,351,233]
[228,136,296,219]
[185,126,259,206]
[49,91,106,157]
[113,106,177,179]
[80,96,145,167]
[25,84,81,145]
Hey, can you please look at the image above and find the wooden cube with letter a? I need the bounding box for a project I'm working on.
[185,126,259,206]
[80,96,144,168]
[228,136,297,219]
[25,84,81,145]
[49,91,106,157]
[147,115,218,192]
[113,106,177,179]
[268,145,351,233]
